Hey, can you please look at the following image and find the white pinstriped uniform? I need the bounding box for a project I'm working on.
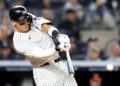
[13,14,78,86]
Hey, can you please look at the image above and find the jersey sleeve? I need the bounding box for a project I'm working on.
[32,17,53,30]
[13,38,57,60]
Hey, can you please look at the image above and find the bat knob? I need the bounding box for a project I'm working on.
[70,73,75,77]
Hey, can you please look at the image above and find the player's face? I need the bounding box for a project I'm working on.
[12,19,30,32]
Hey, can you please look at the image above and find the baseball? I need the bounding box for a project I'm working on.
[106,64,114,71]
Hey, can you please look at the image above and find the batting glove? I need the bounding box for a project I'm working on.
[57,42,71,51]
[57,34,70,43]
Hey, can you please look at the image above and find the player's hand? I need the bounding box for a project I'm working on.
[57,34,70,43]
[58,42,71,51]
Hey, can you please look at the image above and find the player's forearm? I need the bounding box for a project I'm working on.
[42,24,60,38]
[47,26,71,51]
[42,24,70,51]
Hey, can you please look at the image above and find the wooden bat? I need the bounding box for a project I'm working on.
[66,46,75,77]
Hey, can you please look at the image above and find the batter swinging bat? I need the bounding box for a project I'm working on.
[66,47,75,77]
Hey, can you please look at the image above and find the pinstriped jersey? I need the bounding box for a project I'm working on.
[13,14,58,65]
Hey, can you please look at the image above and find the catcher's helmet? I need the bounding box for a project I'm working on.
[9,6,32,21]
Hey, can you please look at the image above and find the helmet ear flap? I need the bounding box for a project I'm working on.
[27,14,32,24]
[28,15,32,23]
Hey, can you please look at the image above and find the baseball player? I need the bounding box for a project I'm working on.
[9,6,78,86]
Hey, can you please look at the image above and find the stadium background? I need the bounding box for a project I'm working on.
[0,0,120,86]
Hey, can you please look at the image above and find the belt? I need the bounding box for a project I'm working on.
[41,57,62,67]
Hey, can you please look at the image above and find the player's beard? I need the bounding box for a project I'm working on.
[14,25,30,32]
[20,27,30,32]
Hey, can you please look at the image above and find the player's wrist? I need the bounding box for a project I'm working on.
[48,26,59,38]
[55,45,61,51]
[56,33,62,41]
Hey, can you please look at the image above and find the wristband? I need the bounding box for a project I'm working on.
[48,26,59,38]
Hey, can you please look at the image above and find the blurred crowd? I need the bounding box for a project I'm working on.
[0,0,120,61]
[89,73,102,86]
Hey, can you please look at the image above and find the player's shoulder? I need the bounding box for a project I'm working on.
[29,13,52,27]
[28,13,39,20]
[28,13,50,22]
[28,13,42,27]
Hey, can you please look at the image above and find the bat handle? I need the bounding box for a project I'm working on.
[66,46,69,54]
[66,46,75,77]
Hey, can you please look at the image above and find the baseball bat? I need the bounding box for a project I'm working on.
[66,46,75,77]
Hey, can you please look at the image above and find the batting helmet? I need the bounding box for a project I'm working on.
[9,6,32,22]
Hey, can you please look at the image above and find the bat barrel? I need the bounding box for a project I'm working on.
[66,47,75,77]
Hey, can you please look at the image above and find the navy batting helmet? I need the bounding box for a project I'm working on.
[9,6,32,21]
